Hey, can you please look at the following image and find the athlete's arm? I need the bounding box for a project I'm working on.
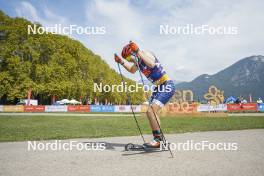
[114,53,138,74]
[137,50,155,68]
[123,62,138,74]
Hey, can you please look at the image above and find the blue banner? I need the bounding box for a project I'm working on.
[101,105,114,112]
[258,103,264,112]
[90,105,102,112]
[90,105,115,112]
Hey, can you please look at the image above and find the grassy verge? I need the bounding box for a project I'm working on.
[0,115,264,142]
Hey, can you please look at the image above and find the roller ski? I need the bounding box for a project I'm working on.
[125,139,170,152]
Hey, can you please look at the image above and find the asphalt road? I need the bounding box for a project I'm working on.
[0,129,263,176]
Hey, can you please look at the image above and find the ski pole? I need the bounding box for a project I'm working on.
[116,61,146,143]
[134,58,174,158]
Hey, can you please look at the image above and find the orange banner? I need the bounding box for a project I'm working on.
[24,106,45,112]
[67,105,90,112]
[227,103,258,112]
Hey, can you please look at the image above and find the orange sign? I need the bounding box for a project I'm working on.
[24,106,45,112]
[67,105,90,112]
[227,103,257,112]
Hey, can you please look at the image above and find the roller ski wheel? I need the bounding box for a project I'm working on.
[125,143,134,151]
[124,143,144,151]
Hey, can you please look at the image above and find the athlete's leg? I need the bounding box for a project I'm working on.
[144,80,175,148]
[146,103,162,141]
[146,104,161,130]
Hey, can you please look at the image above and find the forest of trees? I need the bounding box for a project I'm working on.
[0,11,144,105]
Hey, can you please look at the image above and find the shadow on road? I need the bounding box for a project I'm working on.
[82,141,168,157]
[83,141,127,150]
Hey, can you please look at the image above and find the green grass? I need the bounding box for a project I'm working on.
[0,115,264,142]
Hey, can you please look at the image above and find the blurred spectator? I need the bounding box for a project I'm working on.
[242,99,247,103]
[257,98,263,104]
[235,97,241,104]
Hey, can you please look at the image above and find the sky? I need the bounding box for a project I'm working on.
[0,0,264,82]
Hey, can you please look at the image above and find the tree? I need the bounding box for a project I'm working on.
[0,11,144,104]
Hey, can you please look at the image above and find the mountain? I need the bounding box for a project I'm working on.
[175,55,264,101]
[0,10,143,105]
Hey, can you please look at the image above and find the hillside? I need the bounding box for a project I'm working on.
[175,55,264,100]
[0,11,143,105]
